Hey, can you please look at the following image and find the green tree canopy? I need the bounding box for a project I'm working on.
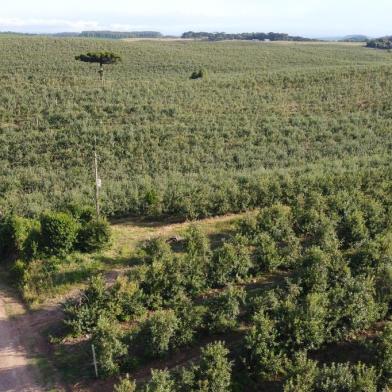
[75,51,121,81]
[75,51,121,65]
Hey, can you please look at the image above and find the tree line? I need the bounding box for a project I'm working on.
[181,31,315,41]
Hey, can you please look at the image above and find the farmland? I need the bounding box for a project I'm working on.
[0,38,392,217]
[1,37,392,392]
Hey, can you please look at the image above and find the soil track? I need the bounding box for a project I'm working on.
[0,289,41,392]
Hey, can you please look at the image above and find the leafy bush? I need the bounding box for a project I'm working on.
[315,362,377,392]
[40,211,79,255]
[329,275,380,339]
[184,225,211,259]
[17,258,58,303]
[168,293,205,348]
[375,322,392,386]
[141,309,179,358]
[66,204,96,224]
[183,225,211,294]
[244,310,285,381]
[338,208,369,247]
[206,286,245,333]
[284,359,378,392]
[277,290,329,351]
[196,341,232,392]
[256,204,301,266]
[209,236,252,287]
[144,369,175,392]
[141,237,172,265]
[190,69,205,79]
[142,254,186,308]
[298,247,331,293]
[173,366,198,392]
[0,215,40,260]
[254,232,282,272]
[110,276,146,322]
[376,262,392,314]
[63,275,116,335]
[92,316,127,377]
[284,352,318,392]
[114,375,137,392]
[76,218,111,252]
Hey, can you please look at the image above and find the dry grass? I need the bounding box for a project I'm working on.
[108,211,255,258]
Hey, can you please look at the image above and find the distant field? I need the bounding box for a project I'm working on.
[0,37,391,217]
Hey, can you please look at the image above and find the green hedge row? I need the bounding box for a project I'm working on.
[0,207,111,261]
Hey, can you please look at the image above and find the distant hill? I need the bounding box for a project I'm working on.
[340,35,369,42]
[182,31,315,42]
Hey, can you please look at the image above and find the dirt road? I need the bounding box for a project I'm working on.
[0,291,41,392]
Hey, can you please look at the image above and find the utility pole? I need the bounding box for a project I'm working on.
[94,137,101,219]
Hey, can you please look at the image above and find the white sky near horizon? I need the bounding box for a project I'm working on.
[1,0,391,37]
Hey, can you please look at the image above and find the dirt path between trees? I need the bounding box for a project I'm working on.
[0,289,42,392]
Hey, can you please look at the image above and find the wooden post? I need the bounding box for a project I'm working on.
[92,344,98,378]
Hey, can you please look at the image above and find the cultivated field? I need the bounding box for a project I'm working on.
[0,38,391,217]
[1,38,392,392]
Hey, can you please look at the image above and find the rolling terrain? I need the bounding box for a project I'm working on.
[0,38,391,218]
[1,38,392,391]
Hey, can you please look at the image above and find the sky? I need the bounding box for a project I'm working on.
[1,0,391,38]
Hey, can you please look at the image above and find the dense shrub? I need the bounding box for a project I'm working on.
[206,286,245,333]
[298,247,331,293]
[66,204,96,224]
[141,309,179,358]
[376,262,392,314]
[110,276,146,322]
[329,275,380,339]
[76,218,111,252]
[184,225,211,259]
[190,69,205,79]
[375,322,392,386]
[284,359,378,392]
[63,275,115,335]
[196,341,232,392]
[209,236,252,287]
[284,352,318,392]
[315,362,378,392]
[183,225,211,294]
[141,237,172,265]
[40,212,79,255]
[142,254,186,308]
[114,375,137,392]
[254,233,282,272]
[277,290,329,351]
[338,208,369,247]
[256,204,301,266]
[91,316,127,377]
[144,369,175,392]
[0,216,40,260]
[168,293,205,348]
[244,310,286,381]
[173,366,198,392]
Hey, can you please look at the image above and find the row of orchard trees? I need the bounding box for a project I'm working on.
[63,184,392,390]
